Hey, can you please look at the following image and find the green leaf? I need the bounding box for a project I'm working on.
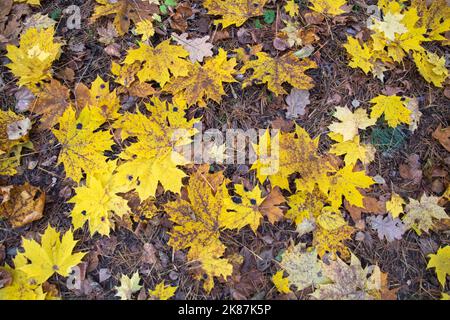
[263,10,275,24]
[254,18,263,29]
[164,0,177,7]
[160,4,168,15]
[50,8,62,21]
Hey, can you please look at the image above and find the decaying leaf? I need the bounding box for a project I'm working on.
[0,183,45,228]
[403,194,449,235]
[368,214,405,242]
[432,124,450,152]
[91,0,159,36]
[115,272,142,300]
[311,254,382,300]
[165,48,237,107]
[172,33,214,63]
[242,52,317,96]
[279,243,327,291]
[204,0,267,28]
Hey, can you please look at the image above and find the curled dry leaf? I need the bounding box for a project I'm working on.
[0,183,45,228]
[432,124,450,152]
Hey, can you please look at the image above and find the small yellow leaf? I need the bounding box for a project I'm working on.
[386,192,405,218]
[427,246,450,288]
[148,282,177,300]
[272,271,291,294]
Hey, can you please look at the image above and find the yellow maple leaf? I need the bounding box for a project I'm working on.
[115,272,142,300]
[69,161,131,236]
[309,0,347,16]
[6,27,62,90]
[311,253,382,299]
[241,52,317,96]
[134,19,155,41]
[18,225,86,284]
[370,12,408,41]
[203,0,268,28]
[313,224,354,260]
[343,37,374,74]
[251,126,332,191]
[272,270,291,294]
[328,133,376,166]
[369,95,412,128]
[123,39,191,87]
[316,207,347,231]
[52,106,113,183]
[403,194,449,235]
[0,254,46,300]
[386,192,405,218]
[286,185,326,228]
[328,106,376,142]
[285,0,299,17]
[427,246,450,288]
[91,0,159,36]
[165,48,237,107]
[148,282,177,300]
[165,169,232,292]
[74,76,121,120]
[326,164,375,209]
[413,50,449,88]
[221,184,285,232]
[278,244,327,291]
[412,0,450,42]
[114,97,199,200]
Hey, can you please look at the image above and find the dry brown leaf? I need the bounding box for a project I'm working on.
[32,79,70,130]
[0,183,45,228]
[399,154,423,184]
[258,187,285,224]
[169,3,194,32]
[432,124,450,152]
